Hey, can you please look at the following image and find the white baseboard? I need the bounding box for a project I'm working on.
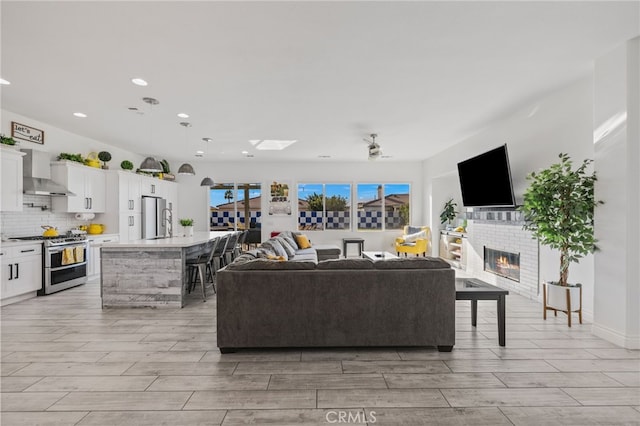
[592,322,640,349]
[0,291,37,306]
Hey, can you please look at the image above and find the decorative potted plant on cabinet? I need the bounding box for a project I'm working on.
[1,134,17,147]
[519,153,602,327]
[179,218,194,237]
[159,159,176,181]
[440,198,457,230]
[120,160,134,171]
[98,151,112,169]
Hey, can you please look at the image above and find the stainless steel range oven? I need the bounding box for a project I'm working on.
[44,238,88,294]
[11,236,88,295]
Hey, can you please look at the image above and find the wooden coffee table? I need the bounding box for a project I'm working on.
[456,278,509,346]
[362,251,399,261]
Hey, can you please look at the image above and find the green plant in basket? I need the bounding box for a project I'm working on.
[179,218,194,227]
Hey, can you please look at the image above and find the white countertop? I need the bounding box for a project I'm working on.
[101,231,233,248]
[86,233,119,241]
[0,239,44,248]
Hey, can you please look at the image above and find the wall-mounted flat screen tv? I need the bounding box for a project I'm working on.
[457,144,516,207]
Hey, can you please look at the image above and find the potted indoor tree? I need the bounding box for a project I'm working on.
[179,218,194,237]
[440,199,457,230]
[519,153,602,326]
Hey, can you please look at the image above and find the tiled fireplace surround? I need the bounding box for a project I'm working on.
[465,209,539,300]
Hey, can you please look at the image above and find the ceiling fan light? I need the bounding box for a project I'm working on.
[200,176,214,187]
[178,163,196,175]
[139,156,163,172]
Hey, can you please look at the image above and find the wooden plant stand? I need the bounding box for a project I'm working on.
[543,282,582,327]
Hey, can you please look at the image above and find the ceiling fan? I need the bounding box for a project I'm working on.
[363,133,382,161]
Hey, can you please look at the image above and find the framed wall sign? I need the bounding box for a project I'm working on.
[12,121,45,144]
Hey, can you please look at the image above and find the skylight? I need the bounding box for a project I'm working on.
[249,139,297,150]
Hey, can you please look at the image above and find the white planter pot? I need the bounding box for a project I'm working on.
[183,226,194,237]
[545,282,582,312]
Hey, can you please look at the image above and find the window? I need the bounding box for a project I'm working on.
[210,183,261,230]
[357,183,410,231]
[357,184,383,230]
[325,184,351,230]
[298,183,351,231]
[384,183,410,230]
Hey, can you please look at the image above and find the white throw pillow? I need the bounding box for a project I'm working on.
[403,230,426,243]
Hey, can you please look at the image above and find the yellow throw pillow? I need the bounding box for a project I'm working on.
[295,234,312,249]
[266,254,287,262]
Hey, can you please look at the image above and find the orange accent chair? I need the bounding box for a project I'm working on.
[395,226,431,257]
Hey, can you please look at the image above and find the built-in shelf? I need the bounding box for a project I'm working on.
[439,231,467,269]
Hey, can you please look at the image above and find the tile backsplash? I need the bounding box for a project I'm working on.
[1,194,104,238]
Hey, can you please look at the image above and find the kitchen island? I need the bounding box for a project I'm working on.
[100,231,233,308]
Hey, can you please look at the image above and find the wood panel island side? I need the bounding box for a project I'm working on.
[100,231,233,308]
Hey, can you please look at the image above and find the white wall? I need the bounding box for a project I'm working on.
[1,109,146,237]
[422,76,596,317]
[176,161,424,253]
[593,38,640,349]
[1,108,424,251]
[1,109,145,167]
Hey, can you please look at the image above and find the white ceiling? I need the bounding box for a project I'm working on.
[1,1,638,163]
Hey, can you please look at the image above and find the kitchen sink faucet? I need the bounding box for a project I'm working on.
[162,207,173,238]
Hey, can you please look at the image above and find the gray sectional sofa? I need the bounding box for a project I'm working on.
[216,233,456,353]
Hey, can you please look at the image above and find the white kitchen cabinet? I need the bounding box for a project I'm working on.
[118,212,142,241]
[140,175,161,197]
[103,172,177,242]
[87,234,119,280]
[117,171,142,213]
[0,148,25,212]
[1,243,42,306]
[51,162,106,213]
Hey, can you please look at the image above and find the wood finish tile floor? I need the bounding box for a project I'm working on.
[1,279,639,425]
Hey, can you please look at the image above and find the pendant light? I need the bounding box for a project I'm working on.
[177,122,196,175]
[200,176,214,187]
[139,97,163,172]
[198,136,214,186]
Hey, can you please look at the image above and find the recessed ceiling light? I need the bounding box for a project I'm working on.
[131,78,148,86]
[73,112,87,118]
[0,78,10,85]
[202,137,213,143]
[196,150,204,155]
[177,113,189,118]
[241,151,248,155]
[251,139,297,150]
[318,155,331,159]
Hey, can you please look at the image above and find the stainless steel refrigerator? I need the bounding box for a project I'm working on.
[142,196,168,239]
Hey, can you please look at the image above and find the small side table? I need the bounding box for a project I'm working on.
[342,238,365,258]
[455,278,509,346]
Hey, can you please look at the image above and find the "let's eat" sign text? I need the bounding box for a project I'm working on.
[12,121,44,144]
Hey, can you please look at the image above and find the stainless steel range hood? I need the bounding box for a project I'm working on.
[21,149,75,196]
